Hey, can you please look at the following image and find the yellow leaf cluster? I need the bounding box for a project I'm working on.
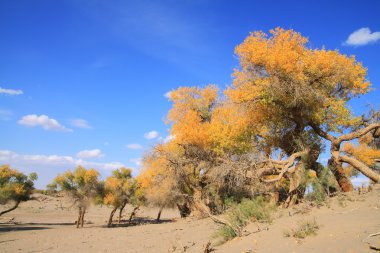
[227,27,370,132]
[343,142,380,167]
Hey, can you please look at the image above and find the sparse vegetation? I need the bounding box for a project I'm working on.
[284,219,319,239]
[215,197,275,243]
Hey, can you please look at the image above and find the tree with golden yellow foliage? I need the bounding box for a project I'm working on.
[227,27,379,191]
[49,166,100,228]
[0,165,37,216]
[103,167,134,226]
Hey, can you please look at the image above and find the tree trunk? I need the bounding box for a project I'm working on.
[329,157,353,192]
[176,203,191,218]
[76,207,82,228]
[128,206,139,223]
[330,141,353,192]
[156,205,165,222]
[80,207,86,228]
[0,200,21,216]
[108,207,118,227]
[118,201,127,223]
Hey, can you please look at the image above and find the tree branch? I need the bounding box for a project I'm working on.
[338,123,380,143]
[339,155,380,183]
[309,123,334,142]
[261,150,308,183]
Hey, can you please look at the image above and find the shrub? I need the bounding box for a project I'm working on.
[215,196,275,243]
[284,219,319,239]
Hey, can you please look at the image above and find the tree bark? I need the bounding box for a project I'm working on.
[330,139,353,192]
[108,207,118,227]
[156,205,165,222]
[0,200,21,216]
[118,201,127,223]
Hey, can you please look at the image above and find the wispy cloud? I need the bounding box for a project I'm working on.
[70,118,92,129]
[76,149,104,159]
[0,109,13,121]
[81,1,213,70]
[144,130,159,140]
[129,158,142,167]
[345,27,380,46]
[126,143,143,150]
[18,114,72,132]
[0,87,23,95]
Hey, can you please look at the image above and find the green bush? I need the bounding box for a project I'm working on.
[215,196,276,243]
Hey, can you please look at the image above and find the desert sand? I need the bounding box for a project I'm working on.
[1,186,380,253]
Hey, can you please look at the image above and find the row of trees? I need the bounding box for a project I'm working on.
[1,165,150,228]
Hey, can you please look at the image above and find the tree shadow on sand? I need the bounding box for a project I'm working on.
[105,216,176,228]
[0,225,52,232]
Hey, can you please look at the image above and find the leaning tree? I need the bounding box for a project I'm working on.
[0,164,37,216]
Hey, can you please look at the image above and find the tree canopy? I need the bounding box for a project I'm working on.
[0,164,37,216]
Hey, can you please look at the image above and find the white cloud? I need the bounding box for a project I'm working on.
[0,150,125,172]
[126,143,143,150]
[70,118,92,129]
[0,150,127,188]
[129,158,142,167]
[76,149,103,159]
[163,135,175,143]
[164,91,172,99]
[144,130,159,140]
[18,114,72,132]
[345,27,380,46]
[351,175,370,187]
[0,87,23,95]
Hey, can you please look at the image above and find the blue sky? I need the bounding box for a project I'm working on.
[1,0,379,188]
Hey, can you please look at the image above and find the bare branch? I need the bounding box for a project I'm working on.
[261,150,308,183]
[338,123,380,143]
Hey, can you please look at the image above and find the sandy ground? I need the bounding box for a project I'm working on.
[1,187,380,253]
